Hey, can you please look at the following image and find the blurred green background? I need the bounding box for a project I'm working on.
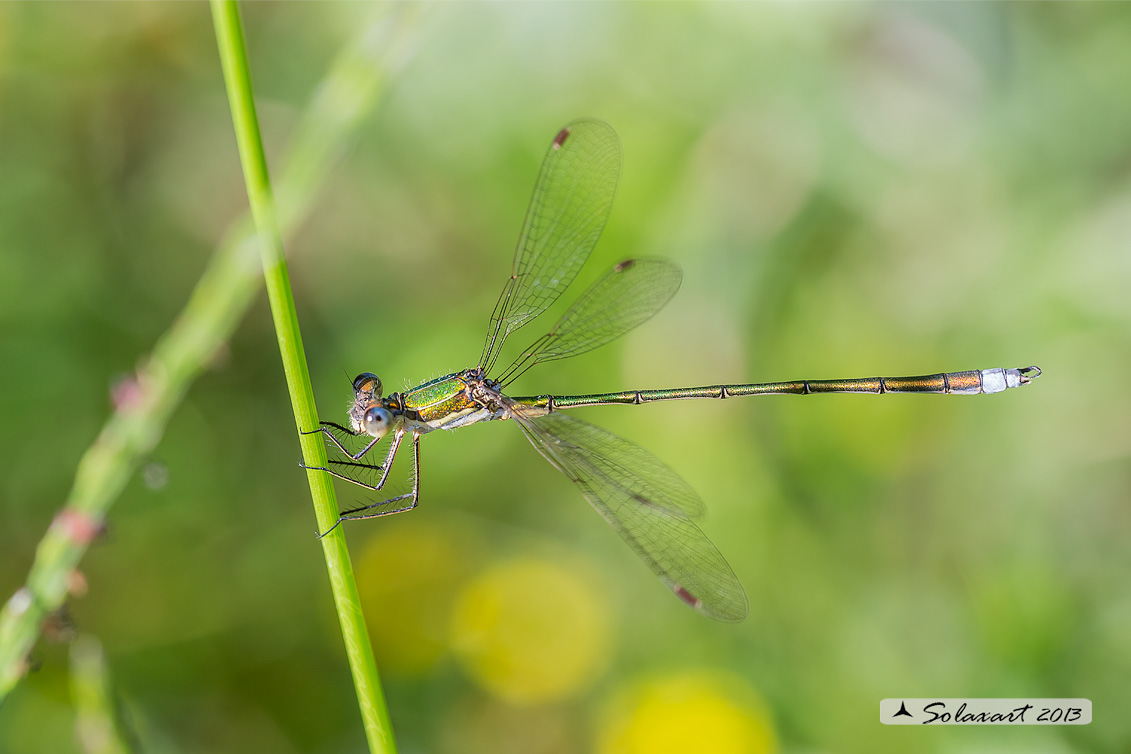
[1,2,1128,752]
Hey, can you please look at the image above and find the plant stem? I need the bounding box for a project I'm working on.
[0,3,413,710]
[71,635,133,754]
[210,3,395,752]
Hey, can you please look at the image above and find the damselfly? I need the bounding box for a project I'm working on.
[303,120,1041,622]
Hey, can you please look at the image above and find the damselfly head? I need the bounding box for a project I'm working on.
[347,374,396,438]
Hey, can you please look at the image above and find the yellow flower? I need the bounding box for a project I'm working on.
[449,556,612,704]
[597,671,776,754]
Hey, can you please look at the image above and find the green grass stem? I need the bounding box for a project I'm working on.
[0,5,414,710]
[210,2,395,752]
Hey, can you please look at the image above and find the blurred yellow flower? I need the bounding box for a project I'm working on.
[356,518,478,675]
[597,671,776,754]
[449,556,612,704]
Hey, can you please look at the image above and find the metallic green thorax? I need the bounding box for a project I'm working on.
[401,374,481,425]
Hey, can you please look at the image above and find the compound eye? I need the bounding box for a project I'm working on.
[362,406,393,438]
[352,372,382,397]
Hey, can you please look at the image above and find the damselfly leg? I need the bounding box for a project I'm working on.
[301,423,422,537]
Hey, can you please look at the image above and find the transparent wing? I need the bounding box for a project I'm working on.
[510,408,748,622]
[480,120,622,373]
[496,258,682,386]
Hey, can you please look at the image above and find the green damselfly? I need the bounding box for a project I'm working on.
[303,120,1041,622]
